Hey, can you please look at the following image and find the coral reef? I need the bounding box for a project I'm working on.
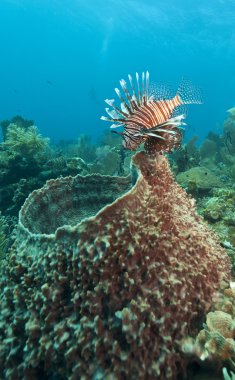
[193,282,235,377]
[89,145,121,175]
[171,135,200,174]
[1,110,235,379]
[55,134,131,176]
[206,109,235,170]
[2,124,49,161]
[172,114,235,191]
[197,311,235,362]
[62,134,96,162]
[66,157,89,175]
[100,129,122,148]
[176,166,222,194]
[171,111,235,267]
[90,144,132,176]
[200,138,217,161]
[0,212,8,263]
[199,188,235,273]
[203,196,226,223]
[0,123,51,185]
[223,109,235,155]
[0,123,51,215]
[0,115,34,141]
[0,125,92,216]
[76,134,96,162]
[3,108,235,220]
[0,212,16,269]
[0,152,230,380]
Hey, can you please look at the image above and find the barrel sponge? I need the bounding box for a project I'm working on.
[0,152,230,380]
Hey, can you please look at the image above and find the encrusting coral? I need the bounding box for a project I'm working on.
[190,309,235,380]
[194,282,235,371]
[0,212,9,264]
[176,166,222,194]
[197,311,235,362]
[0,151,230,380]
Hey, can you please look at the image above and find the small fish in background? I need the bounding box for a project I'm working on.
[46,80,53,85]
[101,71,202,155]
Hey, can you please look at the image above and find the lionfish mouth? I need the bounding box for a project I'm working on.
[101,71,201,155]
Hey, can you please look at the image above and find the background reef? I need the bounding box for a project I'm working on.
[1,1,235,378]
[2,110,235,245]
[1,109,235,379]
[0,148,230,380]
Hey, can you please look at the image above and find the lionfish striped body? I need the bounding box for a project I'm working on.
[101,71,202,155]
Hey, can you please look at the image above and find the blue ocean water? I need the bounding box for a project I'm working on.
[0,0,235,144]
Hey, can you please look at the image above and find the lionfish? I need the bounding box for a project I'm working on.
[101,71,202,155]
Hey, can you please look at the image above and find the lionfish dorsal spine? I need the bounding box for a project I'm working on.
[146,71,149,102]
[120,79,135,113]
[110,123,124,129]
[105,108,119,119]
[154,129,177,135]
[136,72,141,104]
[128,74,140,107]
[121,102,130,114]
[115,87,131,115]
[104,98,128,118]
[101,113,124,123]
[104,98,114,106]
[142,72,146,104]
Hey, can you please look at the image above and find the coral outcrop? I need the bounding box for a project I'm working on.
[176,166,222,193]
[201,189,235,267]
[89,145,121,175]
[0,152,230,380]
[2,123,49,161]
[0,115,34,141]
[0,212,9,264]
[195,282,235,374]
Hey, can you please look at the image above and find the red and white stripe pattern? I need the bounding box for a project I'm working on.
[101,71,201,154]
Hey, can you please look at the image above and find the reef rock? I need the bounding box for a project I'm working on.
[195,285,235,365]
[0,152,230,380]
[177,166,222,193]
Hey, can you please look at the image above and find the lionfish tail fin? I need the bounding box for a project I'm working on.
[177,78,203,105]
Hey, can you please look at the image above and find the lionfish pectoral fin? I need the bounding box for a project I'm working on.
[135,113,187,140]
[148,114,186,132]
[177,126,186,130]
[144,133,166,139]
[134,130,166,140]
[110,123,124,129]
[101,116,113,122]
[148,114,186,131]
[154,129,177,134]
